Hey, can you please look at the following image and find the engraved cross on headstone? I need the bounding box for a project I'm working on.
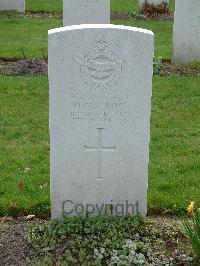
[84,128,116,180]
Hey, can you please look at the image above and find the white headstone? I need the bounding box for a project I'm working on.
[49,24,154,219]
[139,0,169,9]
[173,0,200,64]
[0,0,25,13]
[63,0,110,26]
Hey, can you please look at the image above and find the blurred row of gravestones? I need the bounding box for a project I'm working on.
[0,0,199,64]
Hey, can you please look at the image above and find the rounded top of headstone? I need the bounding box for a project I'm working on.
[48,24,154,37]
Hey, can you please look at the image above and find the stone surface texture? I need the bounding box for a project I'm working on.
[0,0,25,12]
[173,0,200,64]
[49,24,154,219]
[63,0,110,26]
[139,0,169,9]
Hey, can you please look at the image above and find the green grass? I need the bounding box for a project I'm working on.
[149,76,200,213]
[111,0,139,13]
[0,18,61,58]
[112,0,175,13]
[0,76,49,216]
[25,0,175,13]
[0,0,175,59]
[113,19,173,58]
[0,75,199,216]
[26,0,63,13]
[26,0,138,14]
[0,18,172,59]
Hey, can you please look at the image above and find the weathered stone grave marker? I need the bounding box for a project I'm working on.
[0,0,25,13]
[49,24,154,219]
[139,0,169,9]
[173,0,200,64]
[63,0,110,26]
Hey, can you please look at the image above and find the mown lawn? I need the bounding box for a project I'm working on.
[26,0,175,13]
[149,76,200,213]
[0,0,174,59]
[113,19,173,58]
[0,76,199,216]
[26,0,137,13]
[0,18,61,58]
[26,0,63,13]
[0,76,49,216]
[0,18,173,59]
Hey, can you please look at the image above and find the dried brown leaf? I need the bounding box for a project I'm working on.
[25,215,35,221]
[10,202,17,209]
[18,181,25,189]
[1,216,14,223]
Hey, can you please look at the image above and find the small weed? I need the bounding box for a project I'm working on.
[20,47,28,60]
[128,11,146,20]
[38,47,48,61]
[27,214,148,265]
[153,57,163,74]
[26,215,194,265]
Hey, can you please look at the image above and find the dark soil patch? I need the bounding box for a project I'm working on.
[0,217,42,266]
[25,11,62,19]
[111,11,131,20]
[1,58,199,77]
[160,60,200,77]
[0,10,173,21]
[25,11,174,21]
[0,58,48,76]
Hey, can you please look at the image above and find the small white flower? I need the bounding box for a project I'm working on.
[100,247,105,253]
[98,253,103,259]
[94,248,99,256]
[130,250,136,256]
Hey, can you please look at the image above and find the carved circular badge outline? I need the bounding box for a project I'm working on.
[77,37,122,90]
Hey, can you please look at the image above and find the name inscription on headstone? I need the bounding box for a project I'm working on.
[70,95,128,124]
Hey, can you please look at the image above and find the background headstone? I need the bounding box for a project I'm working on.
[139,0,169,9]
[49,24,154,219]
[63,0,110,26]
[173,0,200,64]
[0,0,25,13]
